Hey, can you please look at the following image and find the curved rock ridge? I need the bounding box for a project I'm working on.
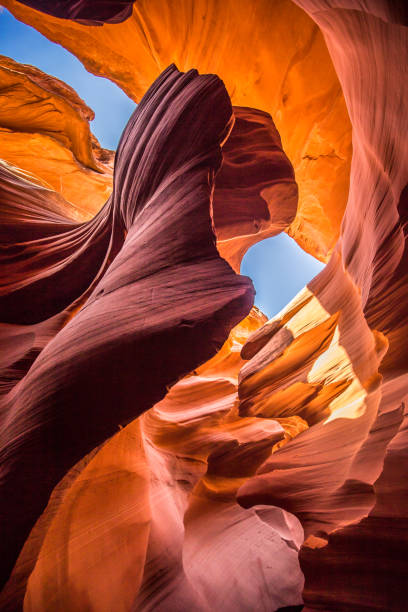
[16,0,135,24]
[234,1,408,609]
[293,2,408,610]
[1,1,407,610]
[0,56,302,605]
[0,64,256,590]
[2,309,305,611]
[3,0,352,262]
[0,54,99,169]
[0,164,117,326]
[237,261,393,536]
[0,54,114,218]
[0,54,297,271]
[214,106,298,270]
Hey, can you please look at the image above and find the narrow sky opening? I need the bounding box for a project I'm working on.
[1,8,325,318]
[0,9,136,149]
[241,233,324,319]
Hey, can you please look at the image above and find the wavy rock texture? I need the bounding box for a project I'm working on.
[236,1,408,610]
[3,310,304,612]
[0,55,114,219]
[2,0,352,262]
[0,65,257,593]
[1,0,408,611]
[214,106,297,270]
[0,53,297,269]
[0,58,303,610]
[291,2,408,610]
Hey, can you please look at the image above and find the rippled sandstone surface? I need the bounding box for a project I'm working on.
[2,0,352,262]
[0,1,408,611]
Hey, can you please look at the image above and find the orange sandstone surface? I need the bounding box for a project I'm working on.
[0,54,113,218]
[2,0,352,262]
[0,1,408,611]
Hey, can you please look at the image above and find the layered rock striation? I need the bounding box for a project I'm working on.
[16,1,136,24]
[0,1,407,611]
[237,1,408,609]
[0,59,304,610]
[0,64,259,593]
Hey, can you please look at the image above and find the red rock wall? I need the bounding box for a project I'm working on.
[0,1,407,610]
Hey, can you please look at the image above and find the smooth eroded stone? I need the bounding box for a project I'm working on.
[3,0,352,261]
[0,64,254,590]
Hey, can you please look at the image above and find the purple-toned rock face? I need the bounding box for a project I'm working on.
[1,1,408,610]
[16,1,135,24]
[0,65,255,588]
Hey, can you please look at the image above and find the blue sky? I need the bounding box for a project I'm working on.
[241,233,323,317]
[0,8,324,319]
[0,9,135,149]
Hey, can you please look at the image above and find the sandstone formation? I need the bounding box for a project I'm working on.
[0,55,113,219]
[0,58,305,610]
[4,309,304,612]
[2,0,352,262]
[1,0,408,611]
[0,52,298,268]
[237,1,408,609]
[0,65,256,592]
[214,106,298,269]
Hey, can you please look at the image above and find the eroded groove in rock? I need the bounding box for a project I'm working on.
[214,106,298,270]
[10,310,304,611]
[1,1,407,610]
[293,3,408,609]
[237,258,390,536]
[0,64,254,590]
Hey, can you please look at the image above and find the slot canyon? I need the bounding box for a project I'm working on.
[0,1,407,610]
